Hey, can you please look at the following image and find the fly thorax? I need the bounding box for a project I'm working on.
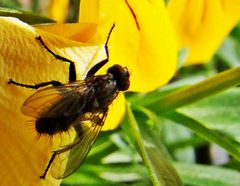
[92,76,118,108]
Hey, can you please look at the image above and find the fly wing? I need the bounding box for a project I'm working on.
[21,80,90,118]
[50,111,107,179]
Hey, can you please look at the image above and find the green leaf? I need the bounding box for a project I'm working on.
[158,116,196,163]
[175,163,240,186]
[62,164,150,186]
[0,0,20,9]
[167,135,206,151]
[177,47,188,69]
[231,24,240,45]
[217,37,240,68]
[0,7,55,24]
[144,67,240,113]
[178,88,240,138]
[163,112,240,161]
[125,104,183,186]
[127,72,208,107]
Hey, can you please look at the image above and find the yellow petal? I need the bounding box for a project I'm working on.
[0,17,105,183]
[79,0,177,92]
[102,93,126,131]
[0,16,60,185]
[126,0,177,91]
[47,0,70,22]
[35,23,99,43]
[35,29,107,79]
[79,0,177,130]
[168,0,240,65]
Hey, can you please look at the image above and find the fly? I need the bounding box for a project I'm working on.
[8,25,130,179]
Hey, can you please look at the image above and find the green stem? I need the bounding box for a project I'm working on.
[147,67,240,112]
[126,104,161,186]
[126,104,183,186]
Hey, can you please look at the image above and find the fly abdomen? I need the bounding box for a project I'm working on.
[36,116,77,135]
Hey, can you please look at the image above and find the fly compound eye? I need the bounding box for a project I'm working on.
[107,65,130,91]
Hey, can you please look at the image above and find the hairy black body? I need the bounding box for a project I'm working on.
[34,64,129,136]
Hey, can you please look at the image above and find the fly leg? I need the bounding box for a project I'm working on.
[36,36,77,82]
[40,152,57,179]
[39,115,103,179]
[40,112,106,179]
[58,113,106,153]
[8,79,62,89]
[86,24,115,77]
[8,34,78,88]
[73,112,106,138]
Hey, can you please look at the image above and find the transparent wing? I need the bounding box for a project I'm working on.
[50,112,107,179]
[21,80,89,118]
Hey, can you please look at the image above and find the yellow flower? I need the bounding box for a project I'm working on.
[168,0,240,65]
[40,0,177,130]
[1,17,54,186]
[1,0,177,183]
[0,17,105,185]
[79,0,177,92]
[47,0,70,22]
[78,0,177,130]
